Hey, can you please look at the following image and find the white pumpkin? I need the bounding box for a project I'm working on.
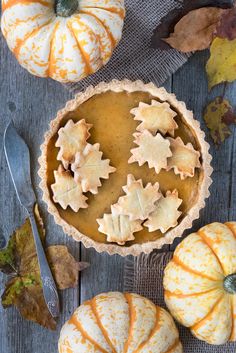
[1,0,125,83]
[58,292,183,353]
[164,222,236,345]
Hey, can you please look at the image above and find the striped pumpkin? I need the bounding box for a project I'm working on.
[58,292,183,353]
[1,0,125,83]
[164,222,236,345]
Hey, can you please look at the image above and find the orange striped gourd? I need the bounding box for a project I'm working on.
[58,292,183,353]
[164,222,236,345]
[1,0,125,83]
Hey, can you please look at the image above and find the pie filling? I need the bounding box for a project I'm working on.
[46,90,202,245]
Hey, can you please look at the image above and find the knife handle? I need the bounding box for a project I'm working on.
[28,208,60,318]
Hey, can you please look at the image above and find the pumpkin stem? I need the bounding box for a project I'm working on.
[224,273,236,294]
[55,0,78,17]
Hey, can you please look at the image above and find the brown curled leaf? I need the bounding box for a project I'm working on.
[46,245,89,290]
[163,7,226,53]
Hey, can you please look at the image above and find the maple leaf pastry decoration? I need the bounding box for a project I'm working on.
[97,205,143,245]
[166,137,201,180]
[71,143,116,195]
[55,119,92,169]
[115,174,161,221]
[144,190,182,233]
[129,130,172,173]
[131,100,178,136]
[51,165,88,212]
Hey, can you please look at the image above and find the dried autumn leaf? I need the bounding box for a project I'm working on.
[151,0,234,50]
[215,7,236,40]
[206,36,236,89]
[0,206,88,329]
[0,206,56,330]
[163,7,226,53]
[203,96,236,144]
[207,7,236,90]
[46,245,89,290]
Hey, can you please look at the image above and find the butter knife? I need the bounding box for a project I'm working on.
[4,120,60,318]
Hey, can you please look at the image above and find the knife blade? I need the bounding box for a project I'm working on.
[4,120,36,208]
[4,120,60,318]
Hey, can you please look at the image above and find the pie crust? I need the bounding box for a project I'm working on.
[38,80,213,256]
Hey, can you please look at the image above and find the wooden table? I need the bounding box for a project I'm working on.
[1,20,236,353]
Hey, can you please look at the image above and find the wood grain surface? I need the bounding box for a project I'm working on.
[0,11,236,353]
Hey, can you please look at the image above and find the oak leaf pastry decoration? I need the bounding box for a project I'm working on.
[97,205,143,245]
[71,143,116,195]
[129,130,172,173]
[56,119,92,169]
[167,137,201,180]
[51,165,88,212]
[115,174,161,221]
[131,100,178,136]
[144,190,182,233]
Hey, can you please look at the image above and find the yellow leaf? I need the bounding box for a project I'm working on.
[206,37,236,89]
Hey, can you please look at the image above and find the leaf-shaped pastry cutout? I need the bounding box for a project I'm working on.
[166,137,201,179]
[144,190,182,233]
[115,174,161,221]
[131,100,178,136]
[51,165,88,212]
[55,119,92,168]
[71,143,116,194]
[97,206,143,245]
[129,130,172,174]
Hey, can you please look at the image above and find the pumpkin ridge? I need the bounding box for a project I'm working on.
[68,313,108,353]
[12,17,54,59]
[225,222,236,239]
[123,293,135,353]
[172,255,221,281]
[79,10,115,48]
[80,6,125,19]
[2,0,52,12]
[132,306,161,353]
[89,298,117,353]
[66,21,91,75]
[190,295,224,331]
[165,287,221,299]
[72,14,103,63]
[197,230,226,275]
[47,21,60,76]
[229,296,235,341]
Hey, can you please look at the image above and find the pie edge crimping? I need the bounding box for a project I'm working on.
[38,79,213,257]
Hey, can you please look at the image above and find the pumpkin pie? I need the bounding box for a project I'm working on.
[38,80,213,256]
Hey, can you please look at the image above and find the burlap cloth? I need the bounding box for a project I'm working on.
[66,0,190,92]
[124,252,236,353]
